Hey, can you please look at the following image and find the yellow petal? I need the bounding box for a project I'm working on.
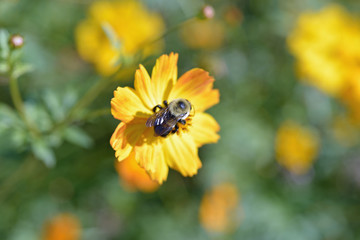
[151,52,179,104]
[168,68,219,112]
[134,65,157,109]
[191,112,220,147]
[134,128,169,184]
[146,144,169,184]
[111,86,152,123]
[110,122,133,161]
[110,122,147,161]
[163,133,202,177]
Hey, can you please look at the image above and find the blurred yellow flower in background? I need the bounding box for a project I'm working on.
[288,5,360,123]
[181,19,225,50]
[115,154,159,192]
[110,53,220,183]
[275,121,319,175]
[199,183,242,233]
[75,0,165,76]
[42,213,81,240]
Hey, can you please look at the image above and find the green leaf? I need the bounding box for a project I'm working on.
[0,103,22,127]
[24,102,53,132]
[46,131,63,148]
[63,126,93,148]
[42,90,65,121]
[11,127,28,149]
[9,48,23,64]
[0,104,27,150]
[31,140,56,168]
[0,62,9,73]
[12,63,33,78]
[0,29,10,59]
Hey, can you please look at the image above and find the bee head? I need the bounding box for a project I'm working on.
[169,98,192,118]
[178,101,186,110]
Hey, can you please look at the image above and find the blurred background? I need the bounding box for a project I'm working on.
[1,0,360,239]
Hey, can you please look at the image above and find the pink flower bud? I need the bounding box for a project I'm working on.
[199,5,215,19]
[9,34,24,49]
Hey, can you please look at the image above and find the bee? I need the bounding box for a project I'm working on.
[146,98,192,137]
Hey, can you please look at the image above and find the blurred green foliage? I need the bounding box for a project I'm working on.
[1,0,360,239]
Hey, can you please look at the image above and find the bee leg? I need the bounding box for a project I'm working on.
[179,119,186,125]
[171,124,179,134]
[163,100,168,107]
[153,105,163,112]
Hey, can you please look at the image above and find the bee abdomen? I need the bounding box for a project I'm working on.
[154,125,172,137]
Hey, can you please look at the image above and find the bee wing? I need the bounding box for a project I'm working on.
[154,118,179,136]
[146,108,168,127]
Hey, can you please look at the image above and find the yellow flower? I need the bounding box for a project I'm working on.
[75,0,165,76]
[110,52,220,183]
[275,121,319,175]
[115,156,159,193]
[287,5,360,96]
[42,213,81,240]
[199,183,242,233]
[181,19,225,50]
[288,5,360,125]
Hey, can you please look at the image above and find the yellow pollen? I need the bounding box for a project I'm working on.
[177,117,192,135]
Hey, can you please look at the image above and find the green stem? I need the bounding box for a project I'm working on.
[8,72,39,137]
[82,108,110,120]
[52,77,113,132]
[141,17,196,49]
[9,74,25,117]
[66,78,111,120]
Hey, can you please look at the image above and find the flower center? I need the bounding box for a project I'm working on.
[176,117,192,135]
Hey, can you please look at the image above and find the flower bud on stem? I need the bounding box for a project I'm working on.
[9,34,24,49]
[197,5,215,20]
